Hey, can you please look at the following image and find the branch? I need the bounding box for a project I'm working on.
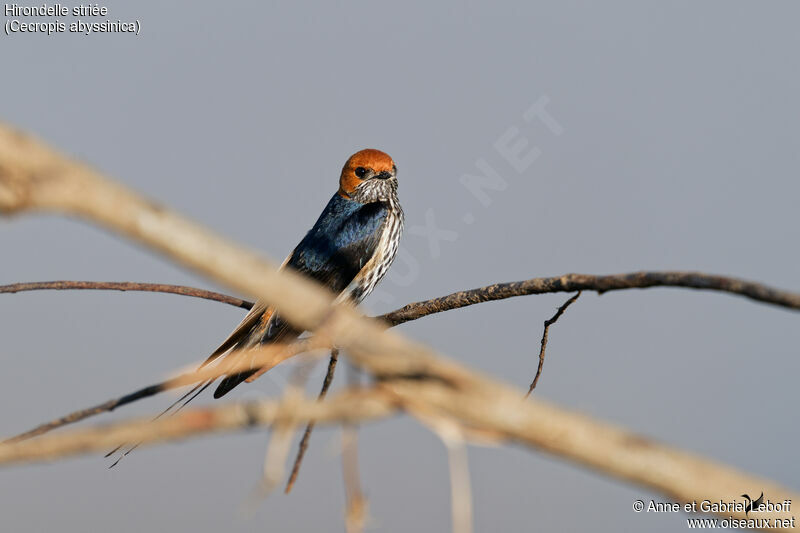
[527,291,581,397]
[0,281,253,309]
[5,270,799,328]
[285,348,339,493]
[379,272,800,326]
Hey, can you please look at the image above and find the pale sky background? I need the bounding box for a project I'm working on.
[1,2,798,532]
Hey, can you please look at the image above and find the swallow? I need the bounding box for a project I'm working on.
[107,149,404,465]
[207,148,404,396]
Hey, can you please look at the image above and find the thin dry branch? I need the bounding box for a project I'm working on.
[527,292,581,397]
[380,272,800,326]
[0,280,253,309]
[285,348,339,493]
[1,123,797,531]
[5,270,800,328]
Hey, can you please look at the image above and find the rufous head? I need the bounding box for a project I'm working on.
[339,149,398,200]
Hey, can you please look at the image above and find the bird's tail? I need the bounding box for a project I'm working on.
[106,379,215,468]
[213,370,257,399]
[104,307,295,466]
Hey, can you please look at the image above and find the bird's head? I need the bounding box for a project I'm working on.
[339,149,398,203]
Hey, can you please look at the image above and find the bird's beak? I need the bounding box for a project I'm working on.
[375,171,392,180]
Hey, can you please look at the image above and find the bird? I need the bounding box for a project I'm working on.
[107,148,404,465]
[742,492,764,516]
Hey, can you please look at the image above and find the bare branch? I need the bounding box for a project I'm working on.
[380,272,800,326]
[0,280,253,309]
[527,292,581,396]
[5,270,799,329]
[285,348,339,494]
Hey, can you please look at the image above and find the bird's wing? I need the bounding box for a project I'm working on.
[285,198,390,294]
[754,492,764,507]
[212,197,391,397]
[200,252,296,367]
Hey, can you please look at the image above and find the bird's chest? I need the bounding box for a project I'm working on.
[347,206,403,303]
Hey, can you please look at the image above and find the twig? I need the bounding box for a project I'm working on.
[0,281,253,309]
[526,292,581,397]
[243,365,316,513]
[285,348,339,493]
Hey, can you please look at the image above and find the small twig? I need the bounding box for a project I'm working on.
[243,363,317,514]
[526,292,581,397]
[284,348,339,493]
[0,281,253,309]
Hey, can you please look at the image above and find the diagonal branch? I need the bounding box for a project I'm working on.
[285,348,339,494]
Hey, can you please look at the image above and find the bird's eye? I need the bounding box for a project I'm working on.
[354,167,368,179]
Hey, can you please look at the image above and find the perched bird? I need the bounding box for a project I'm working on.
[107,149,404,465]
[207,147,404,396]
